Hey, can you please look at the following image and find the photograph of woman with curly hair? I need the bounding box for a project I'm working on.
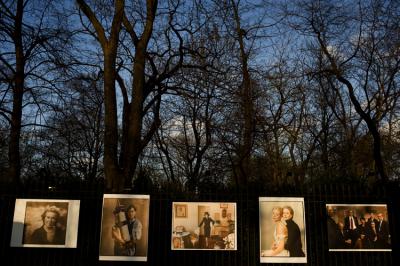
[11,199,80,248]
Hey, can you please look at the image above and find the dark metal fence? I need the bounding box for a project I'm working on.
[0,181,399,266]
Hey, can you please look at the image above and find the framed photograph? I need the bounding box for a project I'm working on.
[10,199,80,248]
[175,204,187,218]
[259,197,307,263]
[326,204,391,252]
[99,194,150,261]
[172,202,237,250]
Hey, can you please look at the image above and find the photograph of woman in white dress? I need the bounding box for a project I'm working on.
[261,207,289,257]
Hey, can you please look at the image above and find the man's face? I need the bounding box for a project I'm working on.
[327,207,334,217]
[349,210,353,216]
[377,213,383,221]
[127,207,136,220]
[282,208,293,221]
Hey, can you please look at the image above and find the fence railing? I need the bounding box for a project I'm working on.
[0,181,399,266]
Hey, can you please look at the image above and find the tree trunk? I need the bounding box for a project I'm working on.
[314,30,388,183]
[121,0,158,187]
[337,77,387,182]
[231,0,254,187]
[77,0,125,192]
[103,50,123,192]
[6,0,25,185]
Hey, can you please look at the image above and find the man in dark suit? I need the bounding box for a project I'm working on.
[337,222,352,249]
[344,210,359,248]
[358,217,376,249]
[375,213,390,249]
[282,206,305,257]
[326,206,340,249]
[368,212,379,224]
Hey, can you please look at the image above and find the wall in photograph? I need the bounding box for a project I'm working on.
[10,199,80,248]
[99,194,150,261]
[259,197,307,263]
[171,202,236,250]
[326,204,391,251]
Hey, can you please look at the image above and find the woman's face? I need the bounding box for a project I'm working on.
[272,209,282,222]
[282,208,293,221]
[44,211,57,228]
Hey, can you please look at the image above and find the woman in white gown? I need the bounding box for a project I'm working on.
[261,207,289,257]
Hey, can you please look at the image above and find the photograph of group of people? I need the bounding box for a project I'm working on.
[171,202,236,250]
[326,204,391,251]
[9,197,392,262]
[259,197,307,263]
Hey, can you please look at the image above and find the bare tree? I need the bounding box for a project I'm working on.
[28,73,104,183]
[286,0,400,182]
[77,0,208,191]
[0,0,72,184]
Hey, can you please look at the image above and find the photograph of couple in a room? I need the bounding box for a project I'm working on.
[171,202,236,250]
[326,204,391,251]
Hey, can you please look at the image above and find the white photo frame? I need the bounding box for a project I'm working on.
[171,202,237,251]
[326,204,391,252]
[259,197,307,263]
[10,199,80,248]
[99,194,150,261]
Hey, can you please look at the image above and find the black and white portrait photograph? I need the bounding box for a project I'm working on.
[99,194,150,261]
[10,199,80,248]
[171,202,237,250]
[326,204,391,251]
[259,197,307,263]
